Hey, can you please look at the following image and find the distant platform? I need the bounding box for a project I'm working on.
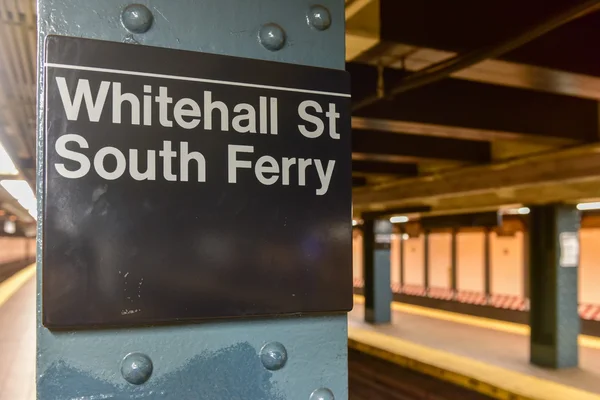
[349,296,600,400]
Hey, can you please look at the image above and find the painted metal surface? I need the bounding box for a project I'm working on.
[529,204,580,369]
[36,0,348,398]
[362,219,392,324]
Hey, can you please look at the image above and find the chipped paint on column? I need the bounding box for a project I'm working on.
[36,0,348,399]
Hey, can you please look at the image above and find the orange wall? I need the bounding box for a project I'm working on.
[490,231,524,297]
[391,234,401,286]
[352,230,363,281]
[0,237,35,264]
[457,232,485,292]
[580,228,600,304]
[403,236,424,286]
[428,233,451,288]
[352,226,600,306]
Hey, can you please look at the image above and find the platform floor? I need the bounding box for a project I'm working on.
[350,297,600,399]
[0,265,35,400]
[3,269,600,400]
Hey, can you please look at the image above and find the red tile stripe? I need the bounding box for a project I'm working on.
[353,281,599,319]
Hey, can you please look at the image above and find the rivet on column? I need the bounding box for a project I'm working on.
[310,388,335,400]
[121,352,153,385]
[306,5,332,31]
[121,4,154,34]
[258,23,286,51]
[260,342,288,370]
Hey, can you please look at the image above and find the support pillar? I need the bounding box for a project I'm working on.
[36,1,350,398]
[450,228,458,297]
[484,228,491,303]
[424,230,430,294]
[399,230,405,290]
[523,227,531,300]
[363,218,392,324]
[529,204,580,369]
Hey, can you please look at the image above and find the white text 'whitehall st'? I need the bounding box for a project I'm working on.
[51,77,345,195]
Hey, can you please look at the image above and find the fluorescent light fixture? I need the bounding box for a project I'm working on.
[389,215,408,224]
[0,142,18,175]
[577,202,600,211]
[504,207,530,215]
[3,220,15,234]
[0,180,36,220]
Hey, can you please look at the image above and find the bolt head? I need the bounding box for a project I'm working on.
[307,5,332,31]
[121,4,154,34]
[310,388,335,400]
[260,342,288,370]
[258,23,286,51]
[121,352,153,385]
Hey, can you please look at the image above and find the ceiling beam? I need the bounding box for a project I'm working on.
[345,0,380,60]
[353,129,492,163]
[354,0,600,109]
[352,176,368,187]
[353,143,600,209]
[352,117,577,145]
[355,43,600,101]
[352,160,418,176]
[378,0,600,77]
[348,63,598,144]
[345,0,374,19]
[362,205,431,219]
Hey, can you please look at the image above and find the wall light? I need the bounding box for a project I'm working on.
[0,180,36,220]
[3,220,15,234]
[504,207,530,215]
[577,202,600,211]
[390,215,408,224]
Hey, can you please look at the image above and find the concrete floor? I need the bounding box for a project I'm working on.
[349,300,600,395]
[2,273,600,399]
[0,277,35,400]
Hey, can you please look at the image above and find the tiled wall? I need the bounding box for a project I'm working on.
[456,232,485,292]
[353,227,598,305]
[0,237,35,265]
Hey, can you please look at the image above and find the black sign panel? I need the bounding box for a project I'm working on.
[42,36,352,328]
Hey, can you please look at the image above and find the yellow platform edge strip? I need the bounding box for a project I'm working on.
[0,263,36,308]
[353,294,600,350]
[348,328,600,400]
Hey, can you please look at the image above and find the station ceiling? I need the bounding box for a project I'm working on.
[1,0,600,220]
[347,0,600,216]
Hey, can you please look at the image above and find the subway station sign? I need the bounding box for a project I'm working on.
[42,36,352,328]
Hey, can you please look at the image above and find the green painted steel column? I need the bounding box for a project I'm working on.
[36,1,350,398]
[523,227,531,300]
[450,228,458,297]
[399,229,405,289]
[529,204,580,369]
[363,218,392,323]
[484,228,491,303]
[424,230,430,294]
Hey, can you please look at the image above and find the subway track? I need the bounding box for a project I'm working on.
[0,260,31,284]
[349,349,493,400]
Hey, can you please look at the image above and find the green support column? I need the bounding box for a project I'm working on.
[484,228,491,303]
[399,230,405,290]
[424,230,430,295]
[451,228,458,298]
[363,218,392,324]
[529,204,580,369]
[523,227,531,300]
